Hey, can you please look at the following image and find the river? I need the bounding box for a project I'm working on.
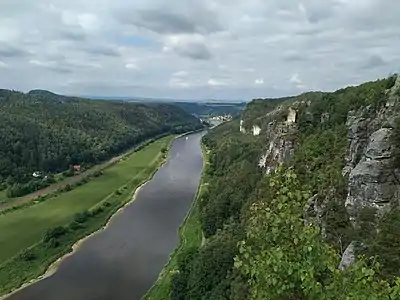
[6,132,204,300]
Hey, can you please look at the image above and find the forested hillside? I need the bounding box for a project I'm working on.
[0,89,202,197]
[169,75,400,299]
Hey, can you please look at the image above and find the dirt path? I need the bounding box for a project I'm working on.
[0,150,131,212]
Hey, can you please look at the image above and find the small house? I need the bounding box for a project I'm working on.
[73,165,81,172]
[32,171,41,178]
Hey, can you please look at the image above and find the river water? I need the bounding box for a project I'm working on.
[7,132,204,300]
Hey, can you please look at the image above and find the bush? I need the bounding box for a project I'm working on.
[386,74,398,89]
[93,171,103,178]
[45,238,60,248]
[64,184,72,192]
[115,189,122,195]
[69,221,84,231]
[43,226,67,242]
[102,201,111,208]
[19,249,36,261]
[74,211,91,223]
[91,206,104,216]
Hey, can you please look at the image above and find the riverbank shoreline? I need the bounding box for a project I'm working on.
[0,134,184,300]
[0,131,180,214]
[143,140,208,300]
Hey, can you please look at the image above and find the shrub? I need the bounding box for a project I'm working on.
[102,201,111,208]
[69,221,84,231]
[43,226,67,242]
[64,184,72,192]
[93,171,103,178]
[91,206,104,216]
[19,249,36,261]
[74,211,91,223]
[45,238,60,248]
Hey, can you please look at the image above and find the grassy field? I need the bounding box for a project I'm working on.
[143,144,209,300]
[0,135,174,296]
[0,134,172,210]
[0,190,6,204]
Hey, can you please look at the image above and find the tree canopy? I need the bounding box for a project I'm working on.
[0,89,202,196]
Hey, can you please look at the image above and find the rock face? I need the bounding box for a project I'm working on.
[252,125,261,136]
[257,108,297,174]
[345,127,398,224]
[340,76,400,269]
[239,120,246,133]
[339,241,356,270]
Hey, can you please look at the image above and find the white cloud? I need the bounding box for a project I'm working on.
[163,34,212,60]
[208,78,227,86]
[125,63,138,70]
[0,0,399,99]
[172,70,188,77]
[255,78,264,85]
[290,73,306,89]
[169,77,191,88]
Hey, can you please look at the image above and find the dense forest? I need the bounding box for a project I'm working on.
[0,89,203,197]
[169,75,400,299]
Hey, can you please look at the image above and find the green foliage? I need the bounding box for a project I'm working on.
[392,118,400,168]
[356,208,400,280]
[0,89,202,196]
[199,122,262,237]
[235,170,400,300]
[151,76,400,300]
[386,74,398,89]
[173,226,240,300]
[43,226,67,242]
[73,211,91,223]
[19,249,36,261]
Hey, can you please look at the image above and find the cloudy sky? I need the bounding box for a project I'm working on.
[0,0,399,100]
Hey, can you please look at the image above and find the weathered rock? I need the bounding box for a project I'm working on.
[339,241,356,270]
[342,108,373,177]
[341,77,400,268]
[257,107,297,173]
[252,125,261,136]
[239,120,246,133]
[365,128,393,160]
[345,127,398,225]
[258,125,295,173]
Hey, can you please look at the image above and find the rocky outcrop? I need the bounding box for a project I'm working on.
[252,125,261,136]
[340,76,400,269]
[257,108,297,174]
[339,241,356,270]
[345,127,398,224]
[239,120,246,133]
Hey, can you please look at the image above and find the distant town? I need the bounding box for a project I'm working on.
[209,114,233,122]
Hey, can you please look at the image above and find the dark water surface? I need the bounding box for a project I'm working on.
[7,132,204,300]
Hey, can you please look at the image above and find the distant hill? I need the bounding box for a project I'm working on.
[81,95,246,104]
[0,89,203,197]
[172,101,246,118]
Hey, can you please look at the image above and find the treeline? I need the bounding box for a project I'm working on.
[169,76,400,299]
[0,89,202,197]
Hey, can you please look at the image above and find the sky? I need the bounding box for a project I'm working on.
[0,0,399,101]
